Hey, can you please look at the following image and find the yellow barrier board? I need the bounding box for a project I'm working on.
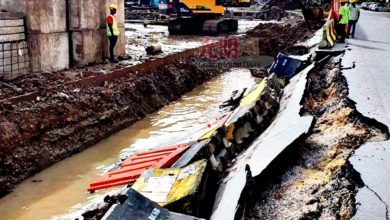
[240,79,267,106]
[132,160,207,207]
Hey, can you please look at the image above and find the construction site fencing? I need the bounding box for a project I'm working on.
[0,13,30,81]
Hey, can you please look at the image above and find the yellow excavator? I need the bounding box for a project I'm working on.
[167,0,239,35]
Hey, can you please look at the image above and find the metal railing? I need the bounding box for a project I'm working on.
[0,13,31,81]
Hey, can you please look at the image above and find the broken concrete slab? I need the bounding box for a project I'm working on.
[211,64,315,220]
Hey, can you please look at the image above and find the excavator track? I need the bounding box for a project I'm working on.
[203,18,238,35]
[168,18,238,35]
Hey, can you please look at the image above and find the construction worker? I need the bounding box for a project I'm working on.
[348,0,360,38]
[337,0,349,43]
[107,3,120,63]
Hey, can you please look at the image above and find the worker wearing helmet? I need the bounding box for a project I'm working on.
[348,0,360,38]
[337,0,349,43]
[107,3,120,63]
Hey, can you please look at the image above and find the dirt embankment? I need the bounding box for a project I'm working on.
[247,19,322,57]
[246,57,389,219]
[262,0,303,10]
[0,70,104,100]
[0,57,221,196]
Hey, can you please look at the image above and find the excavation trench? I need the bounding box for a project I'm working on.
[0,15,322,220]
[0,69,257,220]
[0,16,320,196]
[245,56,389,219]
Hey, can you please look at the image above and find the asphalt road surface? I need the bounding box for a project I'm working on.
[342,10,390,220]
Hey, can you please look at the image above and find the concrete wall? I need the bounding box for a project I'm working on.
[29,33,69,73]
[69,0,125,67]
[0,0,126,73]
[26,0,66,33]
[25,0,69,73]
[71,29,104,66]
[69,0,101,30]
[0,0,26,13]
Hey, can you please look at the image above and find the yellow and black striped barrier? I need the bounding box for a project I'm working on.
[319,19,337,49]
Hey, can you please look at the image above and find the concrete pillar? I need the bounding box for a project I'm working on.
[26,0,69,73]
[28,33,69,73]
[0,0,26,14]
[71,29,104,66]
[69,0,125,67]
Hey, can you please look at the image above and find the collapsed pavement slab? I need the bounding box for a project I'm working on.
[211,64,315,220]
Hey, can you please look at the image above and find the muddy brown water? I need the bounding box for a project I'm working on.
[0,69,256,220]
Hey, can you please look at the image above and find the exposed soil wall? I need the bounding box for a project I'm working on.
[246,57,389,219]
[247,19,322,57]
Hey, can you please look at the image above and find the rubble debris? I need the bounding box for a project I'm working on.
[100,188,202,220]
[212,63,314,220]
[220,88,247,110]
[262,0,303,11]
[245,57,388,219]
[247,19,322,57]
[249,67,268,78]
[0,71,100,100]
[145,44,162,55]
[263,0,324,23]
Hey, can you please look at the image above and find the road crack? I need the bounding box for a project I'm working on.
[364,184,390,220]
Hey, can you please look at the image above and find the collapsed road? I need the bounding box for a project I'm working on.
[0,13,321,219]
[246,56,388,219]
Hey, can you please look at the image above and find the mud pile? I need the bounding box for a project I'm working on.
[262,0,303,10]
[0,71,102,100]
[0,57,221,195]
[246,57,388,219]
[247,19,321,57]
